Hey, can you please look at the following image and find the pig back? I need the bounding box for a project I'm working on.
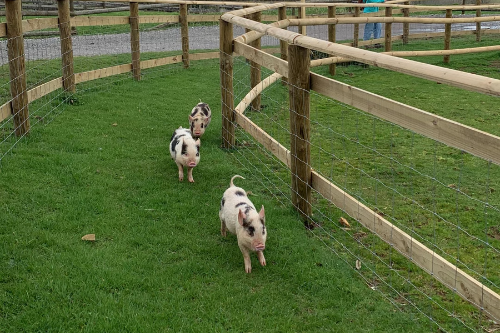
[219,186,254,234]
[169,127,200,165]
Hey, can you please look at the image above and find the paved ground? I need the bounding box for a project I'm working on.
[0,17,498,66]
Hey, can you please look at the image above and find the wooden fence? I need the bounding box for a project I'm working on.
[219,1,500,321]
[1,0,500,321]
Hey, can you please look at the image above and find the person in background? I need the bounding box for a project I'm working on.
[362,0,385,48]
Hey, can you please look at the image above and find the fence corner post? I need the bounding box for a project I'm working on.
[6,0,30,137]
[58,0,76,93]
[220,19,234,149]
[130,2,141,81]
[288,44,312,228]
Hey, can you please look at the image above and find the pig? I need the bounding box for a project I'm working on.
[169,127,200,183]
[219,175,267,273]
[189,102,212,139]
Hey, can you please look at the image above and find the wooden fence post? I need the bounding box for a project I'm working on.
[384,6,392,51]
[328,5,336,76]
[278,5,288,85]
[130,2,141,80]
[288,44,312,228]
[403,1,409,45]
[476,0,482,42]
[353,6,360,48]
[180,3,190,68]
[250,11,261,111]
[6,0,30,137]
[444,9,452,64]
[220,19,235,149]
[57,0,75,93]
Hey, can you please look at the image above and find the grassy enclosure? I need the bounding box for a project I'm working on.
[1,0,500,331]
[1,60,427,332]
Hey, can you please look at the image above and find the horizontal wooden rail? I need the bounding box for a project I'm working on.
[0,51,221,124]
[286,15,500,25]
[311,73,500,166]
[311,171,500,321]
[83,0,500,11]
[223,10,500,97]
[231,73,500,320]
[233,42,500,166]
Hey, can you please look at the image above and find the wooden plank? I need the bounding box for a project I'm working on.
[71,16,129,27]
[235,72,282,115]
[141,55,182,69]
[234,41,289,78]
[311,73,500,166]
[0,102,12,123]
[311,171,500,321]
[190,51,219,61]
[22,18,58,33]
[74,64,131,84]
[27,77,62,102]
[138,15,179,24]
[187,14,219,23]
[385,44,500,57]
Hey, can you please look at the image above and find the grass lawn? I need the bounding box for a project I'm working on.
[0,61,428,332]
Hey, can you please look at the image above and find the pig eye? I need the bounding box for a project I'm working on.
[201,123,204,128]
[248,226,255,236]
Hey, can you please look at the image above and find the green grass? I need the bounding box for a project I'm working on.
[0,60,429,332]
[1,31,500,332]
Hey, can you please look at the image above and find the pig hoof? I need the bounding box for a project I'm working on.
[260,258,266,267]
[179,177,183,182]
[188,178,195,183]
[245,267,252,273]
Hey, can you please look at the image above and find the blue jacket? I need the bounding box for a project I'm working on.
[363,0,384,13]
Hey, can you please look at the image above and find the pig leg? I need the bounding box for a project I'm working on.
[187,167,195,183]
[220,219,227,237]
[239,245,252,273]
[176,162,184,182]
[257,251,266,267]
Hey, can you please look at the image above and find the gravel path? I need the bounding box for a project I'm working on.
[0,19,498,66]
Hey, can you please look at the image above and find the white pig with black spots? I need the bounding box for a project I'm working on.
[219,175,267,273]
[169,127,200,183]
[189,102,212,139]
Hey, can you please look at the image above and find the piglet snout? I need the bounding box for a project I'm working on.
[188,162,197,167]
[254,243,265,252]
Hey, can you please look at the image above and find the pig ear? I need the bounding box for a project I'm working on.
[189,115,194,123]
[259,205,265,222]
[238,209,245,226]
[204,117,210,125]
